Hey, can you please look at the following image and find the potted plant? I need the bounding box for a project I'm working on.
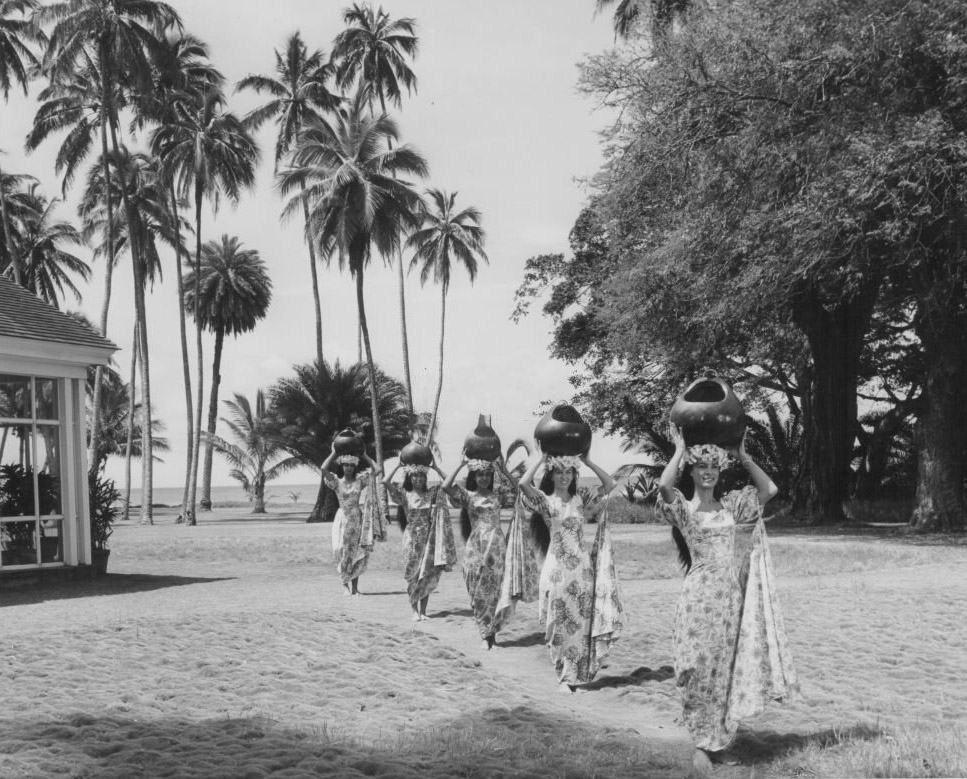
[88,471,120,575]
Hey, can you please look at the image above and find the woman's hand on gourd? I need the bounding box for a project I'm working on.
[669,423,686,453]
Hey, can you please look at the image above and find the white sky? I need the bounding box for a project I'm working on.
[2,0,638,489]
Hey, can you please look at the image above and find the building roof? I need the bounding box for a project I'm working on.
[0,276,119,352]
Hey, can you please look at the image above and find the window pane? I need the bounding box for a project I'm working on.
[0,425,35,517]
[35,379,59,421]
[1,519,38,565]
[35,426,62,516]
[0,374,30,420]
[40,520,63,563]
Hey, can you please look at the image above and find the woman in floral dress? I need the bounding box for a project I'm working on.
[518,449,624,693]
[658,425,799,774]
[320,444,380,596]
[384,460,457,621]
[442,454,516,650]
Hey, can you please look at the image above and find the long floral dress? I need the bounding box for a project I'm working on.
[658,486,799,751]
[388,485,457,611]
[322,470,377,585]
[446,484,508,639]
[521,490,624,685]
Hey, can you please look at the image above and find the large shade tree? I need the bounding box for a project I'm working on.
[183,234,272,512]
[406,188,488,448]
[332,2,420,413]
[237,31,341,367]
[280,85,427,474]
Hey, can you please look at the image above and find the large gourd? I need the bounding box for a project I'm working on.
[463,414,501,461]
[399,440,434,467]
[669,371,746,447]
[332,428,365,458]
[534,403,592,456]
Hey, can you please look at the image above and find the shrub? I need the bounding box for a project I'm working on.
[89,471,120,551]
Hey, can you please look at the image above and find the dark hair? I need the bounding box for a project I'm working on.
[397,503,407,532]
[670,464,724,574]
[402,473,413,492]
[528,469,576,556]
[461,469,493,540]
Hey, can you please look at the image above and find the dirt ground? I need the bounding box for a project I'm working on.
[3,508,967,778]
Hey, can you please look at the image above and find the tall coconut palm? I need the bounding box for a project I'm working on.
[206,390,296,514]
[279,85,426,474]
[332,3,419,413]
[269,359,411,522]
[183,234,272,511]
[594,0,688,38]
[0,169,37,273]
[406,188,488,448]
[151,88,259,525]
[1,0,44,286]
[136,30,222,519]
[237,31,341,367]
[39,0,180,483]
[16,182,89,307]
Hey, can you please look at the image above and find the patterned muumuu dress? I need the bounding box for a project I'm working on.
[388,485,457,610]
[658,486,799,751]
[322,471,377,585]
[446,484,509,639]
[521,490,624,685]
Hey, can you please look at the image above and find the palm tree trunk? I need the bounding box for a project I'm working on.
[171,182,194,518]
[200,328,225,510]
[186,185,205,526]
[88,105,118,474]
[0,162,22,285]
[355,269,384,471]
[427,286,447,450]
[300,182,324,366]
[122,320,138,522]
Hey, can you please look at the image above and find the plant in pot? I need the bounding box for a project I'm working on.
[88,471,120,575]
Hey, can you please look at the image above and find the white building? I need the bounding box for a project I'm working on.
[0,276,117,577]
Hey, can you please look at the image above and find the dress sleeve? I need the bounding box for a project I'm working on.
[520,487,551,519]
[321,471,338,492]
[443,483,469,508]
[656,488,689,529]
[723,485,761,526]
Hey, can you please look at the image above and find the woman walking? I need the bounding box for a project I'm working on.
[384,450,456,621]
[518,448,624,692]
[320,442,380,596]
[658,425,798,773]
[442,454,515,649]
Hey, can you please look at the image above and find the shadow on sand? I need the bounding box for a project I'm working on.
[0,573,235,607]
[496,631,546,648]
[585,665,677,690]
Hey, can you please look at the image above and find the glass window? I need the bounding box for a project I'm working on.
[0,519,38,566]
[0,374,30,420]
[35,378,59,421]
[0,424,35,517]
[35,426,62,516]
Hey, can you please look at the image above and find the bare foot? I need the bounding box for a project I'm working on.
[557,682,574,695]
[691,749,713,776]
[419,613,429,621]
[411,612,421,622]
[710,750,740,766]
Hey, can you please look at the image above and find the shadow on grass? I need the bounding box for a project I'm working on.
[0,707,686,779]
[431,607,474,618]
[0,573,235,607]
[728,722,884,765]
[497,631,546,648]
[585,665,677,690]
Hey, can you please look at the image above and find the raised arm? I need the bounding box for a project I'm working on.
[581,452,615,496]
[733,434,779,506]
[658,425,687,504]
[382,461,401,487]
[495,454,518,491]
[321,444,337,472]
[441,455,465,491]
[518,449,544,501]
[362,452,380,475]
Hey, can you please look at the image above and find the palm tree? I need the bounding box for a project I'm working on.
[205,390,296,514]
[136,30,222,519]
[269,359,411,522]
[16,182,89,307]
[279,85,427,474]
[406,189,488,448]
[237,31,341,367]
[151,88,260,524]
[594,0,688,39]
[1,0,44,286]
[332,3,419,413]
[183,234,272,511]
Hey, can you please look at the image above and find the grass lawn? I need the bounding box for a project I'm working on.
[2,502,967,778]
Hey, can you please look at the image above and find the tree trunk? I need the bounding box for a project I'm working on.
[792,281,879,522]
[300,181,324,366]
[853,404,913,500]
[909,301,967,532]
[200,328,224,510]
[427,286,447,450]
[122,320,138,522]
[171,182,194,519]
[186,186,205,526]
[252,481,266,514]
[355,269,385,472]
[0,162,22,285]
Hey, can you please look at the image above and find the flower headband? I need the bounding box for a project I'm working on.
[682,444,730,468]
[466,458,495,472]
[544,454,581,472]
[403,464,429,475]
[336,454,359,466]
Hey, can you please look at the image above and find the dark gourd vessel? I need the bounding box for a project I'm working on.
[333,428,365,457]
[534,403,592,456]
[463,414,501,461]
[669,371,746,447]
[400,440,434,467]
